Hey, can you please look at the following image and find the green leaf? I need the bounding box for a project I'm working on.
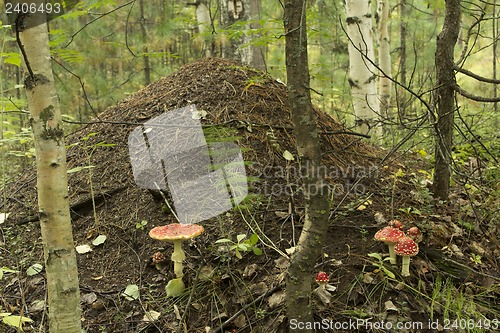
[235,249,242,259]
[382,267,395,279]
[367,253,383,261]
[122,284,139,301]
[26,263,43,276]
[92,235,107,246]
[2,314,33,328]
[165,278,185,297]
[249,233,259,245]
[236,234,247,243]
[252,247,263,256]
[1,52,21,67]
[283,150,294,161]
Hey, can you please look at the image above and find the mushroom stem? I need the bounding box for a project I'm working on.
[388,244,397,265]
[171,240,186,278]
[401,256,411,277]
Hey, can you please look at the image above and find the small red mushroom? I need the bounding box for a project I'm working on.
[394,237,419,277]
[407,227,423,243]
[374,226,405,265]
[315,271,329,290]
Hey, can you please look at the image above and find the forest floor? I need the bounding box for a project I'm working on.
[1,58,499,333]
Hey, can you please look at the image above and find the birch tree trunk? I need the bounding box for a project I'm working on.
[433,0,461,200]
[346,0,381,138]
[195,0,213,57]
[377,0,392,123]
[17,7,82,333]
[220,0,253,64]
[283,1,331,331]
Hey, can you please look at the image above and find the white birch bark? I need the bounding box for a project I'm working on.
[378,0,392,121]
[220,0,253,65]
[17,6,82,332]
[195,1,213,57]
[346,0,381,138]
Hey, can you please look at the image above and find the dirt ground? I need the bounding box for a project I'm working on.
[1,58,498,333]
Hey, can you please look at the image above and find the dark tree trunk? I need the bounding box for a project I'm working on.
[433,0,461,200]
[139,0,151,85]
[283,1,331,331]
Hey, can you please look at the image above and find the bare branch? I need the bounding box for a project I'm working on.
[454,84,500,102]
[454,64,500,84]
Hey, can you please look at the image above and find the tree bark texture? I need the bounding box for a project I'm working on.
[283,1,331,331]
[377,0,392,121]
[346,0,381,138]
[249,0,266,70]
[220,0,253,65]
[139,0,151,85]
[398,0,408,120]
[195,0,213,57]
[17,7,82,333]
[433,0,461,200]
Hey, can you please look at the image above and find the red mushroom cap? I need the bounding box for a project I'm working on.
[394,237,419,257]
[149,223,204,241]
[388,220,404,230]
[374,226,405,244]
[407,227,423,243]
[315,271,329,284]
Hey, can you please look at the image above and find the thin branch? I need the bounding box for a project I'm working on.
[454,64,500,84]
[64,1,135,48]
[454,84,500,102]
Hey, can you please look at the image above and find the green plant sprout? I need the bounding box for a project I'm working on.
[67,132,115,227]
[215,233,262,259]
[135,220,148,230]
[367,252,395,279]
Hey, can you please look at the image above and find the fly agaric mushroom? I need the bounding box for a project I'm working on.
[407,227,423,243]
[315,271,329,290]
[149,223,204,278]
[374,226,405,265]
[314,271,334,305]
[394,236,419,277]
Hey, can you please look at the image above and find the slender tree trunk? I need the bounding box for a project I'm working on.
[494,0,498,121]
[345,0,381,138]
[193,0,213,57]
[249,0,266,70]
[220,0,253,64]
[432,0,461,200]
[398,0,407,120]
[283,1,331,331]
[378,0,392,123]
[17,5,82,333]
[139,0,151,85]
